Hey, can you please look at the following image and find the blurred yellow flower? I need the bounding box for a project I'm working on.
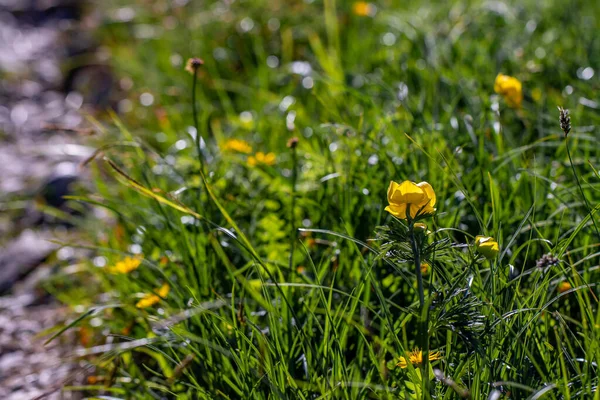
[420,262,430,276]
[385,180,436,219]
[494,73,523,108]
[222,139,252,154]
[352,1,375,17]
[136,283,170,309]
[557,281,572,294]
[109,256,142,274]
[248,152,276,167]
[397,348,442,368]
[156,283,170,298]
[475,236,499,259]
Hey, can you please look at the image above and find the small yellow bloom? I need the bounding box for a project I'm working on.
[420,262,430,276]
[248,152,276,167]
[475,236,499,259]
[414,222,427,231]
[156,283,170,298]
[397,348,442,368]
[557,281,571,294]
[109,256,142,274]
[136,283,170,309]
[352,2,375,17]
[222,139,252,154]
[494,73,523,108]
[414,222,432,235]
[385,180,436,219]
[136,294,160,309]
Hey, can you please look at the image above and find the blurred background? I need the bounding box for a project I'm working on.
[0,0,104,398]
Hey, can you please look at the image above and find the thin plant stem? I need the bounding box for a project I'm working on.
[288,143,298,278]
[409,214,429,397]
[286,139,298,375]
[191,69,204,174]
[565,139,600,242]
[190,61,212,295]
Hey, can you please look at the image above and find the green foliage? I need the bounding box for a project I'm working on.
[55,0,600,398]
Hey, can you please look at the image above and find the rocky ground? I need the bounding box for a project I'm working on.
[0,0,112,398]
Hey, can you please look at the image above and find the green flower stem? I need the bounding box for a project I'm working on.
[409,219,429,396]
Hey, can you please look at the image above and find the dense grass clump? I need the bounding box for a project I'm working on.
[49,0,600,398]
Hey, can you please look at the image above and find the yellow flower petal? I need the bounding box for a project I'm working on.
[397,348,442,368]
[222,139,252,154]
[386,180,436,219]
[387,181,400,204]
[384,204,407,219]
[156,283,170,298]
[417,181,436,208]
[136,294,160,309]
[352,2,375,17]
[475,236,499,259]
[394,181,426,205]
[109,256,142,274]
[494,73,523,108]
[558,281,571,293]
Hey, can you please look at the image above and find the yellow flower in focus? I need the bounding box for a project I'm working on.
[109,256,142,274]
[557,281,572,294]
[475,236,500,259]
[222,139,252,154]
[494,73,523,108]
[352,1,375,17]
[136,283,170,309]
[385,180,436,219]
[248,152,276,167]
[397,348,442,368]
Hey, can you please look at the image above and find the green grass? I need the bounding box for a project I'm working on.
[47,0,600,398]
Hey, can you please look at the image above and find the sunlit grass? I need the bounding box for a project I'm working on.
[47,0,600,398]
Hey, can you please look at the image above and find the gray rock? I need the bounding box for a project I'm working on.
[0,230,57,293]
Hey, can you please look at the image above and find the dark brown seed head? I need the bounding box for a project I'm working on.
[185,57,204,74]
[287,136,299,149]
[558,106,571,137]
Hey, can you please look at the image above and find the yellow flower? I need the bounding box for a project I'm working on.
[557,281,571,294]
[414,222,432,235]
[494,73,523,108]
[222,139,252,154]
[385,180,436,219]
[397,348,442,368]
[420,262,430,276]
[475,236,499,259]
[248,152,276,167]
[136,283,170,309]
[109,256,142,274]
[352,1,375,17]
[156,283,170,298]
